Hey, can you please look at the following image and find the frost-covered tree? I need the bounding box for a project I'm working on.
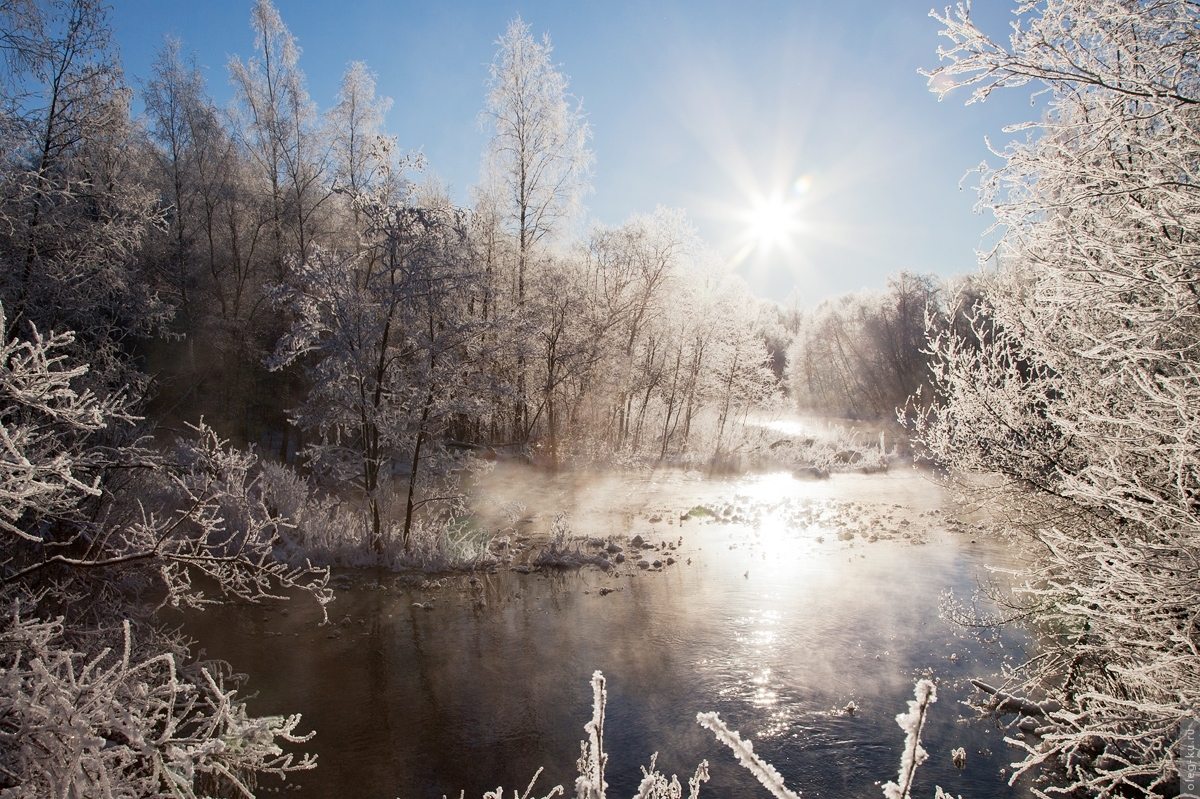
[228,0,329,278]
[707,296,780,454]
[543,210,781,463]
[143,36,227,334]
[481,17,592,302]
[227,0,336,457]
[587,208,693,448]
[141,33,279,436]
[0,0,166,381]
[480,17,593,436]
[327,61,395,213]
[271,191,491,553]
[788,272,945,419]
[511,209,698,461]
[524,256,598,461]
[916,2,1200,796]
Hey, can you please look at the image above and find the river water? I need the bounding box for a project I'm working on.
[180,465,1031,799]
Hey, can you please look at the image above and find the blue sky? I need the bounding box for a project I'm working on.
[109,0,1032,305]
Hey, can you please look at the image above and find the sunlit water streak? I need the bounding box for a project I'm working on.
[179,467,1030,799]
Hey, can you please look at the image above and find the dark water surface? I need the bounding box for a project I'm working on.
[180,468,1030,799]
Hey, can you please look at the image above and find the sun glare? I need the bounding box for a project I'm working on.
[724,174,820,271]
[741,194,802,254]
[747,197,797,248]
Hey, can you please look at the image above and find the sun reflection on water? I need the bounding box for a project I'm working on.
[739,471,802,504]
[750,668,779,708]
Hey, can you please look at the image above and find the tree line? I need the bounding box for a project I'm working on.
[1,0,792,546]
[5,1,782,465]
[785,270,984,421]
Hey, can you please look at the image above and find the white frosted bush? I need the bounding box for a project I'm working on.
[0,308,331,796]
[262,463,497,572]
[0,605,316,798]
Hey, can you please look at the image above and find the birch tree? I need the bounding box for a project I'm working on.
[328,61,394,206]
[480,17,592,438]
[228,0,332,457]
[228,0,328,278]
[143,37,224,333]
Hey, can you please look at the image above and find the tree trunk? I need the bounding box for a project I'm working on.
[403,392,435,552]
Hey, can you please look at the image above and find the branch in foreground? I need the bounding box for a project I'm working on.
[695,712,801,799]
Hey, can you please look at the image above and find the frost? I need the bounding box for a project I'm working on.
[914,1,1200,794]
[882,679,936,799]
[695,712,801,799]
[575,671,607,799]
[0,606,316,797]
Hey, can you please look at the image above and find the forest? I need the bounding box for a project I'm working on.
[1,0,1198,798]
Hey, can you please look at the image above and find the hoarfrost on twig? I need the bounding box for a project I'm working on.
[882,679,936,799]
[575,670,607,799]
[696,711,801,799]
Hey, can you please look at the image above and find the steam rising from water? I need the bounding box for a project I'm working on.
[181,466,1027,799]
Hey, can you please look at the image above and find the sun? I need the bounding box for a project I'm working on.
[742,195,801,251]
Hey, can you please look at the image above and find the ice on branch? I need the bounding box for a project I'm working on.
[883,679,937,799]
[696,711,800,799]
[0,307,111,541]
[576,670,608,799]
[632,754,709,799]
[0,606,316,798]
[483,767,564,799]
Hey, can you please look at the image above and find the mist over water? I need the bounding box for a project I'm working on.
[181,466,1029,799]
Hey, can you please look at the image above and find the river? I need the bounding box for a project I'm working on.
[178,464,1031,799]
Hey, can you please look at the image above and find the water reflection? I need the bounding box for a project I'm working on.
[179,467,1028,799]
